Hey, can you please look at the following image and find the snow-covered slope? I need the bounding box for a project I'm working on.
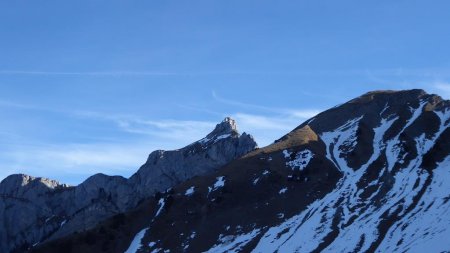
[31,89,450,253]
[254,104,449,252]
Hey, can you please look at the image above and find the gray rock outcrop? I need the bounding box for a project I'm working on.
[130,117,256,198]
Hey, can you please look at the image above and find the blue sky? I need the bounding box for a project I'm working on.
[1,1,449,184]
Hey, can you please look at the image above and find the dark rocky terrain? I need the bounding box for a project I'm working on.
[2,89,449,253]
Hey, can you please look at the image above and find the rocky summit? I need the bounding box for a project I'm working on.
[2,89,450,253]
[0,118,257,253]
[129,117,257,199]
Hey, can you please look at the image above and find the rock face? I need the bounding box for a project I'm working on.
[30,89,450,253]
[129,117,256,199]
[0,118,257,253]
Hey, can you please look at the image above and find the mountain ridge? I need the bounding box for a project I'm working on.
[28,89,450,253]
[0,117,257,253]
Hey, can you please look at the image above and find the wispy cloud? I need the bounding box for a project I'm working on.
[115,118,215,142]
[0,70,180,76]
[363,68,450,99]
[212,91,322,116]
[0,91,321,184]
[211,91,321,145]
[232,111,319,145]
[1,142,156,185]
[433,82,450,99]
[0,101,221,183]
[0,118,217,185]
[2,67,450,78]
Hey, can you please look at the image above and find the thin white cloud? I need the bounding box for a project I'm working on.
[115,118,216,142]
[232,111,318,146]
[212,91,277,112]
[211,91,322,146]
[233,113,296,131]
[0,93,322,184]
[286,109,321,119]
[433,82,450,99]
[0,103,221,184]
[212,90,322,116]
[0,101,217,144]
[0,70,179,76]
[1,135,206,184]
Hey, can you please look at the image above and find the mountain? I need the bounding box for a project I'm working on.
[0,118,257,253]
[29,89,449,253]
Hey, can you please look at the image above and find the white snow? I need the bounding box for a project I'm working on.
[385,100,427,172]
[282,150,291,158]
[199,133,232,145]
[379,102,389,116]
[209,176,226,193]
[320,116,363,173]
[60,220,66,227]
[214,176,225,188]
[124,228,148,253]
[252,178,259,185]
[45,215,55,223]
[279,187,287,194]
[377,156,450,253]
[214,133,232,143]
[185,186,195,196]
[285,149,314,171]
[206,229,260,253]
[262,170,269,175]
[252,106,450,253]
[155,198,165,217]
[198,136,211,144]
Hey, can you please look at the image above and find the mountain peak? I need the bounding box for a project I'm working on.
[0,174,68,199]
[0,174,62,190]
[349,89,428,104]
[130,116,257,200]
[210,117,238,136]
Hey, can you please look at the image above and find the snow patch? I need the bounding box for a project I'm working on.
[285,149,314,171]
[214,133,232,143]
[155,198,165,217]
[206,229,260,253]
[209,176,225,193]
[199,133,232,146]
[385,100,427,172]
[185,186,195,196]
[282,150,291,158]
[60,220,66,228]
[320,116,363,173]
[124,228,148,253]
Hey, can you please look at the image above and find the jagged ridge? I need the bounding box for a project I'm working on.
[0,118,257,253]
